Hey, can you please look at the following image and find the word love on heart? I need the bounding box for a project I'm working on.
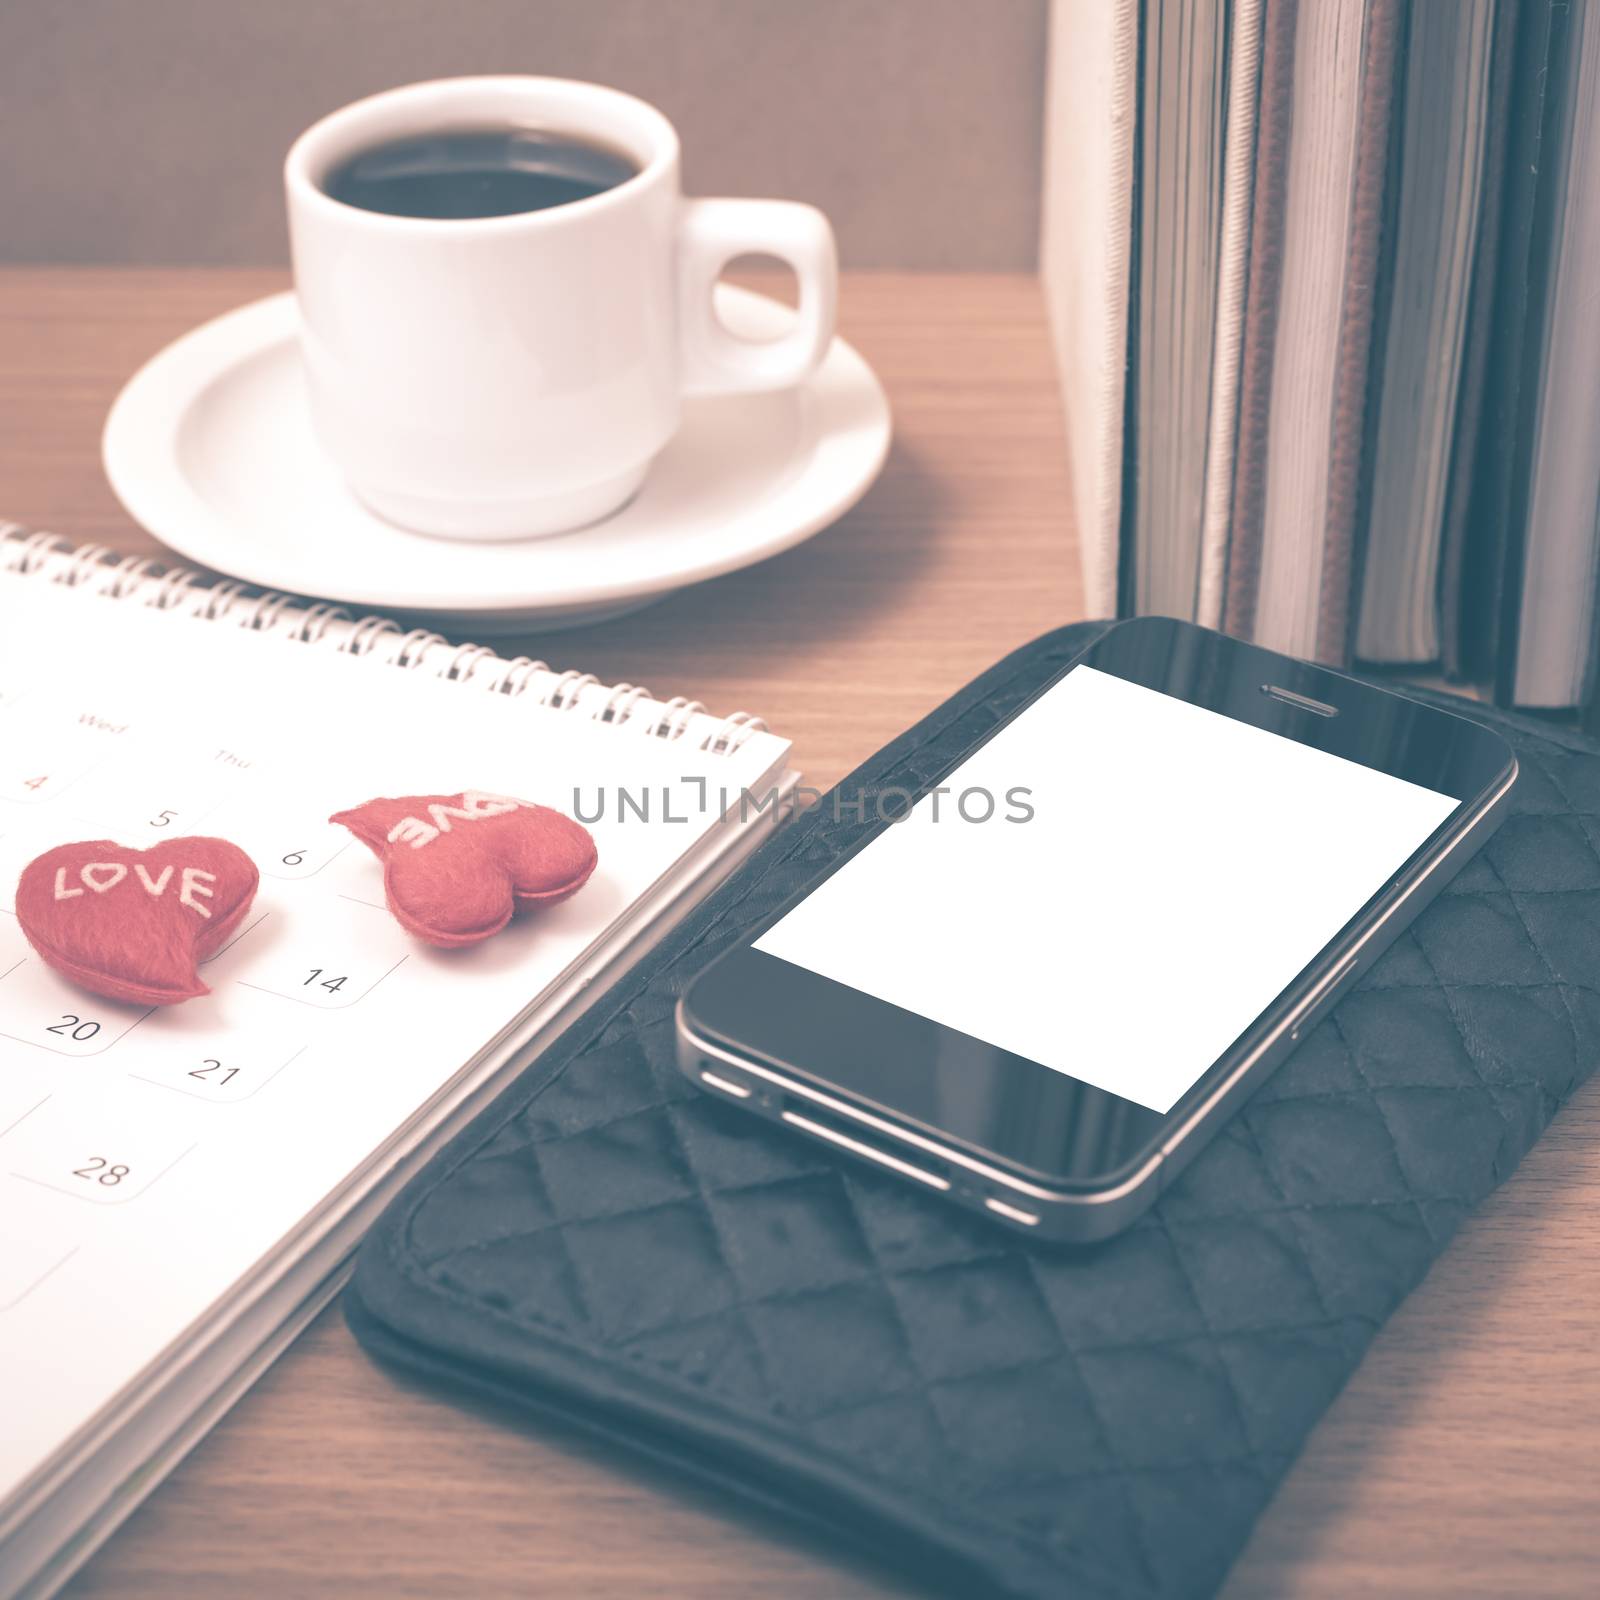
[16,837,260,1006]
[52,859,219,917]
[384,791,524,851]
[331,789,597,947]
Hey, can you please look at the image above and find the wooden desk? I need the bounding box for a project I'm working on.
[1,269,1595,1599]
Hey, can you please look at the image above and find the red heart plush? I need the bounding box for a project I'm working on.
[15,837,260,1005]
[329,790,597,948]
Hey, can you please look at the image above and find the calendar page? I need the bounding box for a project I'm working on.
[0,571,790,1518]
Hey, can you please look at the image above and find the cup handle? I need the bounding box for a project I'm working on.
[677,198,838,395]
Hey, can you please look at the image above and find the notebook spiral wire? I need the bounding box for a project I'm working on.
[0,521,766,753]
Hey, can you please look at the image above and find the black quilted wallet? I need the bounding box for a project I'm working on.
[347,621,1600,1600]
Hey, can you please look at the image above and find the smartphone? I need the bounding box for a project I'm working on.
[675,618,1518,1242]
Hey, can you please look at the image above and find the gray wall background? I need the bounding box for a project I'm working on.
[0,0,1047,269]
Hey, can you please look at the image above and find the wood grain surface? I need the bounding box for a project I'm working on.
[0,268,1594,1598]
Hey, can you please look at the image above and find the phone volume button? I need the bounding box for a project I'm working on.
[780,1110,952,1191]
[1289,956,1358,1043]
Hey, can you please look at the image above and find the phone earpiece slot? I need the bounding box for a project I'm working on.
[1260,683,1339,717]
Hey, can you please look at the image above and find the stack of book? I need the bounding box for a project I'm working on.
[1048,0,1600,711]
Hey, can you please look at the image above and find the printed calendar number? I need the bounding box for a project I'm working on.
[126,1037,302,1104]
[71,1156,131,1187]
[0,719,100,803]
[5,1095,194,1205]
[256,828,349,879]
[0,961,149,1055]
[207,798,349,882]
[188,1057,239,1086]
[46,1014,101,1043]
[234,897,408,1009]
[0,754,93,805]
[134,802,206,835]
[66,756,231,838]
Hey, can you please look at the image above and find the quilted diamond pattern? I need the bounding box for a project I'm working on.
[350,622,1600,1600]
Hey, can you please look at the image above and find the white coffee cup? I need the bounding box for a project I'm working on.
[285,77,838,540]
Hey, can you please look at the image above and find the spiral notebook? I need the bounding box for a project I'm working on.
[0,525,797,1600]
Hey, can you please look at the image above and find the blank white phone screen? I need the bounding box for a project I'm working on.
[755,666,1459,1113]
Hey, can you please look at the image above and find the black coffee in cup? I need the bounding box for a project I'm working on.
[323,127,639,220]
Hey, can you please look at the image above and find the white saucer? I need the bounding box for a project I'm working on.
[103,287,891,633]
